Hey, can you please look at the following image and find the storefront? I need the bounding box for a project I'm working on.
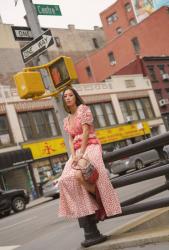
[0,149,35,198]
[22,138,68,194]
[22,121,150,185]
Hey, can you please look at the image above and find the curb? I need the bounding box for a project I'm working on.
[27,197,53,210]
[81,207,169,249]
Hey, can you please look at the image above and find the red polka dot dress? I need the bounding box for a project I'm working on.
[58,104,122,219]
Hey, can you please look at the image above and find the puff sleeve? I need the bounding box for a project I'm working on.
[63,117,69,133]
[78,104,93,125]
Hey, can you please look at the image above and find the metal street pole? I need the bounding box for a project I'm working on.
[22,0,70,155]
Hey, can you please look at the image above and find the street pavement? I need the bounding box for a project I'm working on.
[0,176,168,250]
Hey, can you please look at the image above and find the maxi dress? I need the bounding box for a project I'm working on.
[58,104,122,219]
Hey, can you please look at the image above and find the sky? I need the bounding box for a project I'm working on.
[0,0,116,30]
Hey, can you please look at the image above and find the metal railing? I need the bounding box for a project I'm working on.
[79,131,169,247]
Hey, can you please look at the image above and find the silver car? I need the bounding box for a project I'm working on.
[42,175,60,199]
[109,149,168,175]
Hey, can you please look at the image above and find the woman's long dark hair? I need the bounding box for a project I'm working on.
[62,87,85,113]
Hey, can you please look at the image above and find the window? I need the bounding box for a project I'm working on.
[108,52,116,65]
[104,103,117,126]
[18,109,60,141]
[107,12,118,25]
[86,66,92,77]
[93,104,106,128]
[125,3,132,12]
[166,88,169,96]
[131,37,140,54]
[129,18,137,26]
[142,98,154,119]
[120,98,154,121]
[89,102,117,128]
[154,89,162,100]
[0,115,12,146]
[157,65,169,81]
[54,37,62,48]
[92,38,99,49]
[116,27,123,35]
[147,65,158,82]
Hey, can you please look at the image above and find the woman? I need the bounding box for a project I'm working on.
[58,87,122,220]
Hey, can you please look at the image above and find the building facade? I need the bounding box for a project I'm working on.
[75,6,169,83]
[0,75,165,196]
[0,21,106,86]
[114,56,169,129]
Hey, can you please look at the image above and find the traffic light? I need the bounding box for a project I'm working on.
[14,71,45,99]
[47,56,77,89]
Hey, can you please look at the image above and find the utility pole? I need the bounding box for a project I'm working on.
[22,0,70,154]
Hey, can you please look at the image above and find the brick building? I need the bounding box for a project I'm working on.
[75,6,169,83]
[114,56,169,129]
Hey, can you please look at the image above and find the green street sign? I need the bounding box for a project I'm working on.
[34,4,62,16]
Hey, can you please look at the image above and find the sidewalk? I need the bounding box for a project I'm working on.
[27,196,53,209]
[81,207,169,250]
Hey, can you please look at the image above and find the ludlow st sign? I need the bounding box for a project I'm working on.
[21,29,54,63]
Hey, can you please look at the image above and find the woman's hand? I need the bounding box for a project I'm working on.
[72,153,83,165]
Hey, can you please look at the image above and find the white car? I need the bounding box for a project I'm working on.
[42,175,61,199]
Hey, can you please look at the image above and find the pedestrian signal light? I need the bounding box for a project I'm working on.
[14,71,45,99]
[47,56,77,89]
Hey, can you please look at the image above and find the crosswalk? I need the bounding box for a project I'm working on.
[0,246,20,250]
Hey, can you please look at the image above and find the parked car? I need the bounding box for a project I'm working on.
[42,174,61,199]
[0,188,30,217]
[108,148,168,175]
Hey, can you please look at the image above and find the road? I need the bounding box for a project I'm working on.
[0,176,168,250]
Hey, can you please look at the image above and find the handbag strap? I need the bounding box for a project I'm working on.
[71,156,90,171]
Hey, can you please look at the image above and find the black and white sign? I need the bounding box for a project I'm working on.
[11,26,47,41]
[21,29,54,63]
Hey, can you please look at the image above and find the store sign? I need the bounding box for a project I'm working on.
[22,138,66,159]
[96,122,150,145]
[22,122,150,159]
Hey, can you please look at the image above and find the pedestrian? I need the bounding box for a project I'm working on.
[58,87,122,245]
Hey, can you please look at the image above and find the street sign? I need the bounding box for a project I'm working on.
[21,29,54,63]
[34,4,62,16]
[11,26,47,41]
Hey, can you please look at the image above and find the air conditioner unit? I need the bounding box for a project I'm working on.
[110,61,116,66]
[159,99,169,107]
[162,73,169,80]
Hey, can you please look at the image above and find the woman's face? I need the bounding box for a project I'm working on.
[63,89,76,108]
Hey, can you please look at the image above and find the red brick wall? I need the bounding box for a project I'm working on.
[75,7,169,83]
[100,0,135,41]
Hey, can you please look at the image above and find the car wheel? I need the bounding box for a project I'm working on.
[12,197,26,213]
[135,160,144,170]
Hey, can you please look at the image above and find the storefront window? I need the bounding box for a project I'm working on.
[0,115,12,146]
[18,109,60,141]
[93,104,106,128]
[142,98,154,119]
[104,103,117,125]
[135,99,145,119]
[127,100,139,120]
[120,98,154,121]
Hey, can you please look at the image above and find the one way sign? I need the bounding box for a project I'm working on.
[21,29,54,63]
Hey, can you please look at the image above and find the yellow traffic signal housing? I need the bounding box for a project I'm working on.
[14,71,45,99]
[47,56,77,89]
